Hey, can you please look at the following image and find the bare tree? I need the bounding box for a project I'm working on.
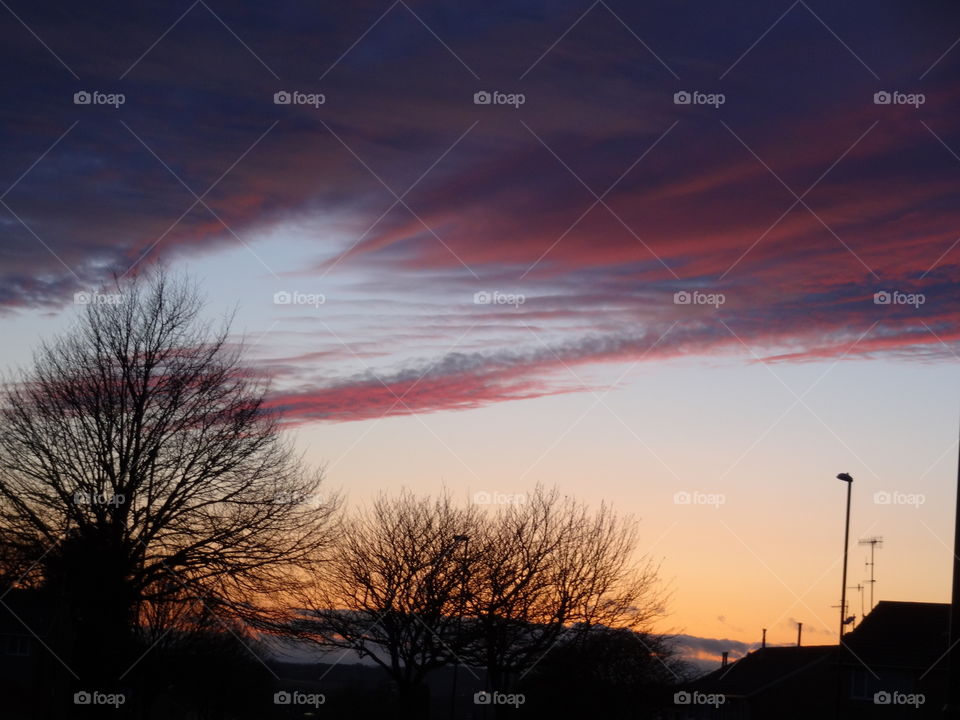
[300,490,479,716]
[0,270,339,690]
[300,486,663,716]
[464,485,663,694]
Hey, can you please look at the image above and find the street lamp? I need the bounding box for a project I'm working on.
[837,473,853,640]
[450,534,470,720]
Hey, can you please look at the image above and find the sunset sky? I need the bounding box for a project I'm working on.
[2,0,960,663]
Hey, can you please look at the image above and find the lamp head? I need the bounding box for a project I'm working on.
[837,472,853,483]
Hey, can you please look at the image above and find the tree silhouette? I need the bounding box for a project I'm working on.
[0,270,339,708]
[463,485,663,696]
[298,486,664,717]
[301,490,479,718]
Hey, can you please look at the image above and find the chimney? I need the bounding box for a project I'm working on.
[797,622,803,647]
[762,628,767,649]
[721,651,728,668]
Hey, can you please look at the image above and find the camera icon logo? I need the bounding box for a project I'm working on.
[273,291,292,305]
[473,290,492,304]
[274,691,292,705]
[874,491,892,505]
[673,290,691,304]
[474,91,491,105]
[274,91,292,105]
[74,691,92,705]
[874,691,891,705]
[674,691,692,704]
[873,291,891,305]
[474,691,492,705]
[873,91,891,105]
[673,491,692,505]
[673,91,691,105]
[73,91,91,105]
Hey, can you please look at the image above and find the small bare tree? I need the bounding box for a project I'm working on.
[465,485,663,693]
[300,490,479,716]
[0,270,339,690]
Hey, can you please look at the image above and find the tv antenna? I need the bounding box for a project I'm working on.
[858,536,883,612]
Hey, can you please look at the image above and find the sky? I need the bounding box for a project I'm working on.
[2,0,960,665]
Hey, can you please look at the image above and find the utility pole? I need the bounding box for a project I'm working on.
[858,536,883,612]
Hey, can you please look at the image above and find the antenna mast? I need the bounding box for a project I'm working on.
[857,536,883,612]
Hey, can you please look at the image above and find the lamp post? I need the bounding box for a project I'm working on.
[449,534,470,720]
[837,473,853,641]
[834,472,854,720]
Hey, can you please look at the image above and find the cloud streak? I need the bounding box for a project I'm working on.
[4,0,960,422]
